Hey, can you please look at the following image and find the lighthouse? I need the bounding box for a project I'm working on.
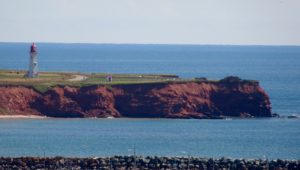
[27,43,38,78]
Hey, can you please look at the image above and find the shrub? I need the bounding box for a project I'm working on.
[220,76,242,83]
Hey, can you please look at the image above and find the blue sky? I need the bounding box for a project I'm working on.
[0,0,299,45]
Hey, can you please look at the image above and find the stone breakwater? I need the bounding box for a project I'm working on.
[0,156,299,170]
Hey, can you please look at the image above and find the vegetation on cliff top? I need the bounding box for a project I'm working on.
[0,70,183,92]
[0,70,258,93]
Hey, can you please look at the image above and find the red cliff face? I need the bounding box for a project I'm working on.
[112,83,220,118]
[0,81,272,118]
[33,86,121,118]
[0,86,41,115]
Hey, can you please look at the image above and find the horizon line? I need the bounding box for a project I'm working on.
[0,41,300,47]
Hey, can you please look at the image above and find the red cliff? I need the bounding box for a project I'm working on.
[0,79,272,118]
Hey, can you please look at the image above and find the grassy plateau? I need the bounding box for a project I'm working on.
[0,70,257,93]
[0,70,185,93]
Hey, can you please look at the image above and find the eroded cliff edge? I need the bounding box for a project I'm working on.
[0,78,272,118]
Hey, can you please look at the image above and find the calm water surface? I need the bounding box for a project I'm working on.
[0,118,299,159]
[0,43,300,158]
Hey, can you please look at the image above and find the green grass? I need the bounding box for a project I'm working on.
[0,70,189,93]
[0,70,258,93]
[31,84,53,93]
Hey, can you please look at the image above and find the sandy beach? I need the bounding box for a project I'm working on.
[0,115,47,119]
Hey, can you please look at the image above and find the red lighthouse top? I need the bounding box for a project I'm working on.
[30,43,37,53]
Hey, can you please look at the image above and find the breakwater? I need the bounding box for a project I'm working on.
[0,156,299,170]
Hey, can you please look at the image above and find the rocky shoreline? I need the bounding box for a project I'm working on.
[0,156,299,170]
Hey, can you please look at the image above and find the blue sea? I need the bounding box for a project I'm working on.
[0,43,299,159]
[0,118,299,159]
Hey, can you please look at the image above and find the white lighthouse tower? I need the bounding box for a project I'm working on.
[27,43,38,78]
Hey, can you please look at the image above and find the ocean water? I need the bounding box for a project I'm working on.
[0,43,299,115]
[0,118,299,159]
[0,43,300,158]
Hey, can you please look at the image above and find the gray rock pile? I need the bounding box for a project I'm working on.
[0,156,299,170]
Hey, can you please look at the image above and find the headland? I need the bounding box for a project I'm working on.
[0,70,271,118]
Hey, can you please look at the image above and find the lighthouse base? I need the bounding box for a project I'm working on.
[25,71,38,78]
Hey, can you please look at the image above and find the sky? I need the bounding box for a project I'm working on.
[0,0,299,45]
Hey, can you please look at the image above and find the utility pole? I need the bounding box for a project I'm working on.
[133,144,136,170]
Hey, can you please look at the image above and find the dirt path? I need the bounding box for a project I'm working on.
[68,75,87,82]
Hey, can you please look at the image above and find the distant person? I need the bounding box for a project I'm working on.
[106,75,112,82]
